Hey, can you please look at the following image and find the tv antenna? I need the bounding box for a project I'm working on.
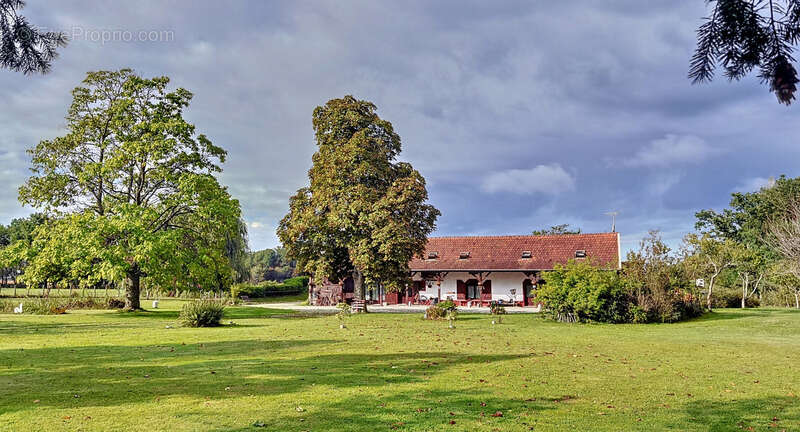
[605,211,619,233]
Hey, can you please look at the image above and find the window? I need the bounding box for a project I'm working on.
[575,250,587,258]
[459,251,470,259]
[466,282,479,299]
[521,251,532,259]
[427,251,439,259]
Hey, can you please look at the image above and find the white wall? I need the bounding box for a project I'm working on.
[413,272,533,303]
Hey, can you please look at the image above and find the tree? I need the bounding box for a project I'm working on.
[0,213,46,292]
[18,69,242,309]
[1,0,66,74]
[278,96,439,305]
[225,218,250,284]
[731,245,768,308]
[684,233,738,310]
[690,0,800,104]
[0,224,8,247]
[767,199,800,307]
[696,176,800,247]
[6,213,47,244]
[767,266,800,308]
[532,224,581,236]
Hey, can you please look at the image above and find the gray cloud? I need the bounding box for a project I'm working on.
[1,0,798,254]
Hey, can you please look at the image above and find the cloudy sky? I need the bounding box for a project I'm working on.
[1,1,798,253]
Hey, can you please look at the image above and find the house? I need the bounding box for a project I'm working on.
[308,232,621,307]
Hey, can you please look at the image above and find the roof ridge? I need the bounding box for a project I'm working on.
[427,232,617,240]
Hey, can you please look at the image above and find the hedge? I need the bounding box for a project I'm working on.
[231,276,309,299]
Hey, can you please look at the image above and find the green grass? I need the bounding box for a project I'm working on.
[0,306,798,431]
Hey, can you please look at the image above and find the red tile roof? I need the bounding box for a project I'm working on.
[409,232,620,271]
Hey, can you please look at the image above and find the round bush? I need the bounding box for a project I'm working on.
[179,299,226,327]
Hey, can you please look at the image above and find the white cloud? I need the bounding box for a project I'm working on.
[623,134,720,168]
[646,172,683,197]
[480,164,576,195]
[732,176,775,193]
[248,221,264,229]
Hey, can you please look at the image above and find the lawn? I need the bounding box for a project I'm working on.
[0,305,798,431]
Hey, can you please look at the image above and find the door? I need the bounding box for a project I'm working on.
[481,280,492,302]
[456,280,467,301]
[523,279,533,306]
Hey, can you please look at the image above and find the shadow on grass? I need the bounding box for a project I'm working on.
[104,306,292,321]
[691,308,799,323]
[210,387,556,432]
[0,338,526,417]
[0,320,141,336]
[670,396,799,431]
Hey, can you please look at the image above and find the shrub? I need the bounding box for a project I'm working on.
[21,296,110,315]
[27,298,68,315]
[489,302,507,315]
[425,304,446,320]
[231,276,309,299]
[438,299,456,311]
[0,299,13,313]
[106,298,125,309]
[446,308,458,327]
[539,260,630,323]
[713,291,760,308]
[178,299,225,327]
[336,302,351,327]
[629,305,648,324]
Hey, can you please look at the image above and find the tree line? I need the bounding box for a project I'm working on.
[2,68,799,316]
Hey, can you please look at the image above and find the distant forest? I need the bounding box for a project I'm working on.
[242,247,296,283]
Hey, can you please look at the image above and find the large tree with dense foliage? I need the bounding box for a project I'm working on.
[690,0,800,104]
[278,96,439,304]
[695,176,800,246]
[0,0,66,74]
[0,213,47,290]
[18,69,242,309]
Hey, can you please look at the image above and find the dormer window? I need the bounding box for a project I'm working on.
[427,251,439,260]
[575,250,587,258]
[458,251,470,259]
[521,251,532,259]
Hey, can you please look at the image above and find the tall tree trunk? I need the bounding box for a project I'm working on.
[352,269,367,312]
[741,275,749,309]
[124,267,141,311]
[795,290,799,309]
[706,276,715,311]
